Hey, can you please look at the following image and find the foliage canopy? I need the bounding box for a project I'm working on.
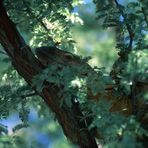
[0,0,148,148]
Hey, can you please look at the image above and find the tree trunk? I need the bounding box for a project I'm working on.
[0,2,98,148]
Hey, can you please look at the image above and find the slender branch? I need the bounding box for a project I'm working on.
[131,78,137,115]
[114,0,134,51]
[142,7,148,28]
[114,0,137,115]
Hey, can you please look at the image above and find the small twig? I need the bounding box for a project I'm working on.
[20,92,37,98]
[0,50,7,55]
[114,0,134,51]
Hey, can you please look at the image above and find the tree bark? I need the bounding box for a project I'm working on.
[0,2,98,148]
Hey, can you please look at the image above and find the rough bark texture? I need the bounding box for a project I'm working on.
[0,2,98,148]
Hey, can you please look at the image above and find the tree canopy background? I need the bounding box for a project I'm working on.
[0,0,147,148]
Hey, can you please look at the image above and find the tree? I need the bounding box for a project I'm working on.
[0,0,147,148]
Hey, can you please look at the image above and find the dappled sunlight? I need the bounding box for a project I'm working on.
[0,0,147,147]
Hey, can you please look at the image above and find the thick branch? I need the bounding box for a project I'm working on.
[0,2,97,147]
